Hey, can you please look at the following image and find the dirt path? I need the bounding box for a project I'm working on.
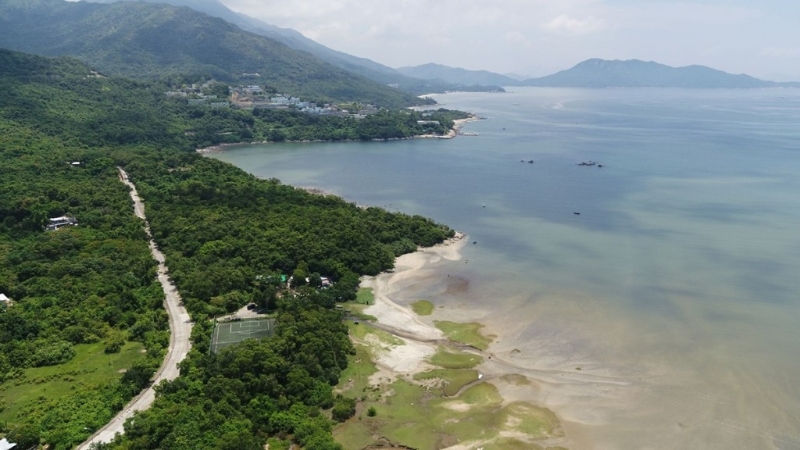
[77,168,193,449]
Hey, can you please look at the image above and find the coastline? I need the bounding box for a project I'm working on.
[195,115,479,153]
[349,232,574,449]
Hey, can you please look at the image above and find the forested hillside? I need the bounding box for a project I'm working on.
[0,0,427,108]
[90,0,472,95]
[0,49,453,449]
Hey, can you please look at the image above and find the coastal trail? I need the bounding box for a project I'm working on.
[77,168,193,449]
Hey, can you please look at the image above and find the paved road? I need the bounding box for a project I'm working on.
[77,169,193,449]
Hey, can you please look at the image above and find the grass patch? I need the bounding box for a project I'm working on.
[501,374,531,386]
[499,402,564,438]
[335,376,564,450]
[429,348,482,369]
[410,300,434,316]
[0,341,145,422]
[347,322,403,346]
[414,369,479,397]
[337,302,378,322]
[482,438,545,450]
[356,287,375,305]
[335,343,378,399]
[334,322,564,450]
[434,321,493,350]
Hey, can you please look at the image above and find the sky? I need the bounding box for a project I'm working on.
[219,0,800,81]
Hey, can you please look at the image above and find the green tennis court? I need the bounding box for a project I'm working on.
[211,318,276,353]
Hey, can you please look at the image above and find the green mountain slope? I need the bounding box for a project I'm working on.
[522,59,800,88]
[0,0,427,107]
[88,0,492,95]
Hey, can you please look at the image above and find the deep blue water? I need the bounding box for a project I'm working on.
[209,88,800,449]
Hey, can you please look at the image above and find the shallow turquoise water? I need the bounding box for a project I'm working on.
[208,88,800,449]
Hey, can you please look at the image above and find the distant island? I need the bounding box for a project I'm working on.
[399,59,800,89]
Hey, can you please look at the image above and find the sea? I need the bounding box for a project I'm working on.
[207,87,800,449]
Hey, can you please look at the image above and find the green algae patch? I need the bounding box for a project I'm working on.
[336,376,566,450]
[435,321,493,350]
[356,287,375,305]
[335,322,566,450]
[411,299,434,316]
[481,438,546,450]
[501,373,532,385]
[429,348,482,369]
[414,369,480,397]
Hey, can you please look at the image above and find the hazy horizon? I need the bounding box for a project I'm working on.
[219,0,800,82]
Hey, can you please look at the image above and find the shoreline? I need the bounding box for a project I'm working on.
[195,114,480,153]
[354,232,576,449]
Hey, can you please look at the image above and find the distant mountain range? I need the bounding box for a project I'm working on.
[85,0,502,95]
[0,0,428,107]
[398,63,520,87]
[400,59,800,89]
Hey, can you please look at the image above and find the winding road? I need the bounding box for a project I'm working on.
[77,168,193,449]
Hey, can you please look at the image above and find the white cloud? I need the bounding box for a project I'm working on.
[219,0,800,78]
[761,47,800,58]
[543,14,607,35]
[503,31,533,48]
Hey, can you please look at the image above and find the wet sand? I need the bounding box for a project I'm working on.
[358,233,632,449]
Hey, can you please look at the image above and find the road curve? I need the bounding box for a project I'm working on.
[77,168,193,449]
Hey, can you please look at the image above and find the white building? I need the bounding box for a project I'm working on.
[45,216,78,232]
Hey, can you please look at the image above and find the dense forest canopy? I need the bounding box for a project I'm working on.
[0,49,455,449]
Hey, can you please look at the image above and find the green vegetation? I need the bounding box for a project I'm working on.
[355,287,375,305]
[335,373,563,450]
[0,342,144,422]
[410,299,434,316]
[346,322,402,347]
[434,321,494,350]
[335,342,378,398]
[0,49,458,449]
[502,373,532,386]
[428,348,482,369]
[340,302,377,321]
[109,292,356,450]
[191,107,469,148]
[125,155,452,318]
[334,329,564,449]
[414,369,480,396]
[0,0,430,108]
